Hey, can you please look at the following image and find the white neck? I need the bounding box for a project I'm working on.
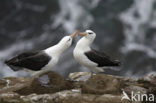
[75,37,93,50]
[44,42,68,57]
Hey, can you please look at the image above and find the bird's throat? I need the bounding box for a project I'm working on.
[76,37,92,50]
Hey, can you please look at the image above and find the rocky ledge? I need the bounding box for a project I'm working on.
[0,71,156,103]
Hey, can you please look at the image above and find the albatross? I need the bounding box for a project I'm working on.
[5,30,79,77]
[73,30,121,73]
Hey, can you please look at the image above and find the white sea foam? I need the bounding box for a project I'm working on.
[119,0,156,59]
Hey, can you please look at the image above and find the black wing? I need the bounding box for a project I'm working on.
[15,51,40,59]
[5,51,51,71]
[85,49,121,67]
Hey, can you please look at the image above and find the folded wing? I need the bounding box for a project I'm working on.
[85,49,121,67]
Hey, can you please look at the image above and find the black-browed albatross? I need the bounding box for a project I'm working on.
[73,30,121,73]
[5,30,79,77]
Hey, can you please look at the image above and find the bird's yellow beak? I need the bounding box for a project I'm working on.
[70,30,79,38]
[78,32,87,36]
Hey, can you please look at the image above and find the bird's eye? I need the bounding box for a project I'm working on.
[68,38,71,41]
[88,32,93,35]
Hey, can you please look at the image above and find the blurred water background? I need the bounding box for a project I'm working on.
[0,0,156,78]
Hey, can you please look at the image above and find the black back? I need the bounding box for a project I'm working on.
[85,49,121,67]
[5,51,51,71]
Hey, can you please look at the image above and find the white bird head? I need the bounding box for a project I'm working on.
[59,30,79,48]
[78,30,96,41]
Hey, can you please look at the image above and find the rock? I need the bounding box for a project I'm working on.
[68,72,92,82]
[139,72,156,85]
[20,90,131,103]
[0,77,31,94]
[16,71,74,95]
[0,71,156,103]
[81,74,124,95]
[0,92,23,103]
